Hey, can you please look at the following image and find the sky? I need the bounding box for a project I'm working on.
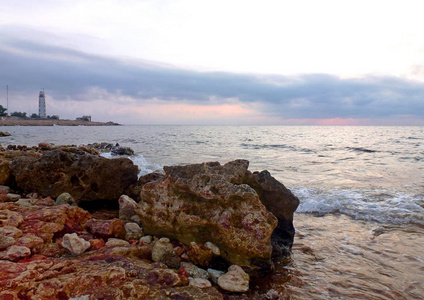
[1,0,424,125]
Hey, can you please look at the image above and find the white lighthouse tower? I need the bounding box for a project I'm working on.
[38,89,46,118]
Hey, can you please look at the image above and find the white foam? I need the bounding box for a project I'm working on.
[291,186,424,226]
[100,153,163,177]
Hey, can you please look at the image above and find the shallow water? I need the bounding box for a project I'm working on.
[251,214,424,299]
[1,125,423,298]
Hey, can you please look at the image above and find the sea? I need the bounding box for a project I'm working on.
[1,125,423,299]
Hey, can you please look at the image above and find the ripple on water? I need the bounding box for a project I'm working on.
[248,214,424,299]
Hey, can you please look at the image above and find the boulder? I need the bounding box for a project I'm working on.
[136,160,298,275]
[248,170,300,256]
[9,149,138,201]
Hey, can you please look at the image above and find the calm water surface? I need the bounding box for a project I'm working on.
[1,125,423,299]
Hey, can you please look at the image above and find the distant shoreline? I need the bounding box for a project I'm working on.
[0,119,120,126]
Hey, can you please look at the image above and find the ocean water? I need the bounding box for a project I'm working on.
[1,125,424,299]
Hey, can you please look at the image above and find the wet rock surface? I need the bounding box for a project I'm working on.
[9,149,138,201]
[136,160,299,275]
[0,145,299,299]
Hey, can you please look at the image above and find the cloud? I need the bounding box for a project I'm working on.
[1,33,424,124]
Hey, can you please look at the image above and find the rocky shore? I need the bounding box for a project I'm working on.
[0,119,119,126]
[0,143,299,299]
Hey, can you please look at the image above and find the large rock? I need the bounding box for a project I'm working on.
[136,160,281,275]
[9,149,138,202]
[248,170,300,257]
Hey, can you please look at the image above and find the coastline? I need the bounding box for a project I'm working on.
[0,119,120,126]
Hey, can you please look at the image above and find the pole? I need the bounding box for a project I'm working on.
[6,85,8,116]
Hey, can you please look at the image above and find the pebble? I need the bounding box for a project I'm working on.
[181,262,209,279]
[61,233,91,255]
[207,268,225,284]
[189,277,212,289]
[152,237,174,262]
[205,241,220,256]
[140,235,152,244]
[217,265,250,293]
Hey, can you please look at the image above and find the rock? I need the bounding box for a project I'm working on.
[248,170,300,257]
[0,185,10,194]
[69,296,90,300]
[38,142,52,150]
[205,241,220,256]
[10,149,138,201]
[15,198,32,207]
[217,265,250,293]
[111,145,134,156]
[86,219,126,240]
[189,277,212,288]
[6,193,20,201]
[140,235,152,244]
[0,159,11,185]
[105,238,129,247]
[4,245,32,261]
[188,241,213,267]
[89,238,105,250]
[118,194,138,220]
[0,233,15,250]
[161,251,181,269]
[125,222,143,240]
[181,262,209,279]
[0,131,11,137]
[61,233,91,255]
[136,160,278,275]
[207,268,225,284]
[55,192,77,206]
[151,237,175,262]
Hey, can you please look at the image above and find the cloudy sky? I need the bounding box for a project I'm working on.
[1,0,424,125]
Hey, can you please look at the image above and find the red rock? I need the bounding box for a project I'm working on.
[137,160,278,275]
[86,219,126,239]
[89,238,105,250]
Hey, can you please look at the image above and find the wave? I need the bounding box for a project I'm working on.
[291,186,424,226]
[101,153,163,177]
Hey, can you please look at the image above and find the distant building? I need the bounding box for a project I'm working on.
[38,90,46,118]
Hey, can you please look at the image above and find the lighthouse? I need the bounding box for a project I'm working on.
[38,90,46,118]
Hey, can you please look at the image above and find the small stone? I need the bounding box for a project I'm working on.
[161,252,181,269]
[15,198,32,207]
[55,192,77,206]
[6,193,21,202]
[139,235,152,244]
[205,241,220,256]
[0,185,10,194]
[38,142,52,150]
[217,265,250,293]
[119,195,138,220]
[6,245,31,261]
[0,227,22,240]
[61,233,91,255]
[207,268,225,284]
[69,295,90,300]
[0,233,15,250]
[105,238,130,247]
[89,239,105,250]
[130,214,141,224]
[189,277,212,289]
[181,262,209,279]
[125,222,143,240]
[152,237,174,262]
